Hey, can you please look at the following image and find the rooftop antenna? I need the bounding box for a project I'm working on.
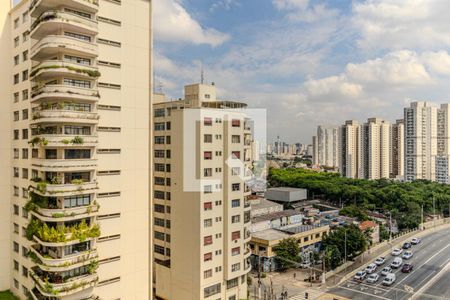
[200,62,205,84]
[157,81,163,94]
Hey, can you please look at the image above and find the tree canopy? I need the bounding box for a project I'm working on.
[273,237,301,270]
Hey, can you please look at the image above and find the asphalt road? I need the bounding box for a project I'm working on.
[329,227,450,300]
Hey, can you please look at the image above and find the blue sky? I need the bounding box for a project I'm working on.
[154,0,450,144]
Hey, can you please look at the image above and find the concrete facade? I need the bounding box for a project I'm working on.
[265,187,307,203]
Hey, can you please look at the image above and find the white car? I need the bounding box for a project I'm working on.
[375,257,386,266]
[365,263,377,274]
[381,266,392,276]
[354,270,367,281]
[402,251,413,260]
[391,248,403,256]
[391,257,403,269]
[411,237,421,245]
[367,273,379,283]
[382,273,396,286]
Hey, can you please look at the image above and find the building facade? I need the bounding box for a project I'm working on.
[0,0,152,299]
[152,83,252,300]
[390,119,404,179]
[339,120,360,179]
[314,125,339,168]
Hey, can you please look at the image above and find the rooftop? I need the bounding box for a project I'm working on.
[267,187,307,192]
[252,209,302,223]
[359,220,378,231]
[282,224,328,234]
[250,198,282,211]
[251,228,290,241]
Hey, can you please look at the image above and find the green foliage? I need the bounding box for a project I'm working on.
[379,224,390,242]
[52,212,65,218]
[25,219,101,243]
[322,225,367,265]
[30,65,101,78]
[71,179,84,185]
[0,290,19,300]
[269,168,450,229]
[25,219,41,241]
[71,136,84,144]
[36,181,48,193]
[28,137,48,147]
[273,237,301,270]
[25,192,49,211]
[339,205,369,221]
[27,251,43,265]
[87,260,99,274]
[323,244,342,270]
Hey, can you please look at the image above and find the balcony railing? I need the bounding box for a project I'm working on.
[31,60,100,80]
[31,11,98,37]
[31,110,99,124]
[31,35,98,60]
[29,245,98,271]
[30,0,99,17]
[31,158,98,172]
[29,134,99,148]
[30,203,99,222]
[30,179,99,196]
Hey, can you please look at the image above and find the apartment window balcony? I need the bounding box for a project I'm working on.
[30,0,99,18]
[31,35,98,61]
[32,84,99,102]
[29,176,98,197]
[30,10,98,40]
[31,60,100,81]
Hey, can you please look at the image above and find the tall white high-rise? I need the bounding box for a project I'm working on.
[0,0,152,299]
[339,120,360,178]
[314,125,340,168]
[390,119,404,179]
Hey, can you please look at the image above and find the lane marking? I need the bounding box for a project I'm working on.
[337,285,391,300]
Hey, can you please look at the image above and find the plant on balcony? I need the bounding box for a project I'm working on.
[27,251,43,265]
[61,139,70,144]
[71,136,84,144]
[31,65,101,78]
[25,219,42,241]
[28,137,48,147]
[32,112,41,120]
[52,213,65,218]
[87,260,99,274]
[37,181,48,194]
[71,179,84,185]
[24,192,49,212]
[43,278,58,295]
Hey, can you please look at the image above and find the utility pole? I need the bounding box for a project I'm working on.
[344,229,348,273]
[421,205,424,230]
[433,197,436,228]
[389,212,392,242]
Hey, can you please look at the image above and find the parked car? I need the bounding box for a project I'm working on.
[381,266,392,276]
[402,263,414,273]
[382,273,396,286]
[391,257,403,269]
[367,273,379,283]
[375,257,386,266]
[411,238,421,245]
[391,248,403,256]
[365,263,377,274]
[354,270,367,281]
[402,251,413,260]
[403,242,412,249]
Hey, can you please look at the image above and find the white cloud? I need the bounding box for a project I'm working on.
[153,0,230,47]
[353,0,450,50]
[209,0,241,12]
[273,0,338,22]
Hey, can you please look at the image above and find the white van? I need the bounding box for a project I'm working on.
[391,257,403,269]
[382,273,396,286]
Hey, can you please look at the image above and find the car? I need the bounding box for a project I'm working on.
[365,263,377,274]
[391,248,403,256]
[403,242,412,249]
[382,273,396,286]
[402,263,413,273]
[391,257,403,269]
[411,237,421,245]
[367,273,379,283]
[381,266,392,276]
[402,251,413,260]
[354,270,367,281]
[375,257,386,266]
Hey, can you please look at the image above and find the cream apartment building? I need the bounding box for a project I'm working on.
[313,125,339,168]
[339,120,360,179]
[0,0,152,299]
[152,83,252,300]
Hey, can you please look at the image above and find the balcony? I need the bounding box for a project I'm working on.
[31,11,98,39]
[31,35,98,60]
[29,134,98,148]
[29,244,98,271]
[30,0,99,17]
[30,203,99,222]
[32,84,99,102]
[30,268,98,298]
[30,179,98,197]
[31,60,100,81]
[31,110,99,125]
[31,158,98,172]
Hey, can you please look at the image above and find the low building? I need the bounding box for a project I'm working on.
[359,220,380,245]
[249,224,330,272]
[265,187,308,206]
[250,197,283,217]
[250,210,303,233]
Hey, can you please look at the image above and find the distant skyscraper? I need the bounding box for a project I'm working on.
[339,120,360,178]
[390,119,404,179]
[314,125,340,168]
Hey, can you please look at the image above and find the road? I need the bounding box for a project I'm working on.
[328,227,450,300]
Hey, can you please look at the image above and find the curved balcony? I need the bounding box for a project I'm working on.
[30,180,99,197]
[29,245,98,272]
[30,134,98,148]
[30,268,97,298]
[31,110,99,125]
[31,158,98,172]
[31,11,98,39]
[31,60,100,81]
[30,0,99,17]
[30,204,99,222]
[32,84,100,102]
[31,35,98,60]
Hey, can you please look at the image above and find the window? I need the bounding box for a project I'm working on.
[13,130,19,140]
[204,117,212,126]
[155,163,165,172]
[231,215,240,223]
[154,231,165,241]
[204,252,212,261]
[13,111,19,121]
[154,122,165,131]
[22,266,28,277]
[204,218,212,228]
[232,135,241,143]
[13,186,19,196]
[227,277,239,288]
[154,150,165,158]
[215,200,222,206]
[98,38,121,47]
[204,134,212,143]
[215,216,222,222]
[22,31,28,42]
[13,242,19,253]
[22,89,28,100]
[64,55,91,66]
[232,119,241,127]
[22,109,28,120]
[65,149,90,159]
[204,236,213,246]
[64,78,90,88]
[22,168,28,179]
[13,148,19,159]
[14,74,19,84]
[14,36,19,47]
[154,218,165,227]
[14,55,19,65]
[64,125,90,135]
[231,167,240,176]
[14,223,19,234]
[64,195,91,208]
[22,129,28,139]
[154,204,165,213]
[204,283,221,298]
[204,269,213,279]
[154,177,166,186]
[22,70,28,81]
[204,151,212,160]
[166,122,171,130]
[204,168,212,177]
[215,167,222,173]
[215,151,222,156]
[13,205,19,215]
[232,183,240,191]
[154,190,165,199]
[22,11,28,23]
[154,136,165,144]
[154,108,165,117]
[231,231,240,241]
[65,31,91,42]
[14,260,19,271]
[22,188,28,199]
[14,18,19,28]
[215,266,222,272]
[65,7,92,19]
[231,263,241,272]
[204,202,212,211]
[154,245,165,255]
[14,92,19,102]
[13,167,19,178]
[166,150,171,158]
[204,185,212,194]
[232,151,240,159]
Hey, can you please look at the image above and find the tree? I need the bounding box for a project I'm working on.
[273,237,301,270]
[323,245,342,270]
[339,205,369,221]
[379,224,390,242]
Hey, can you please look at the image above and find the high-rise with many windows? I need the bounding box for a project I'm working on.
[390,119,404,179]
[313,125,340,168]
[339,120,360,179]
[152,83,252,300]
[0,0,152,299]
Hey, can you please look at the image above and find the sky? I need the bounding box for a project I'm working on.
[154,0,450,144]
